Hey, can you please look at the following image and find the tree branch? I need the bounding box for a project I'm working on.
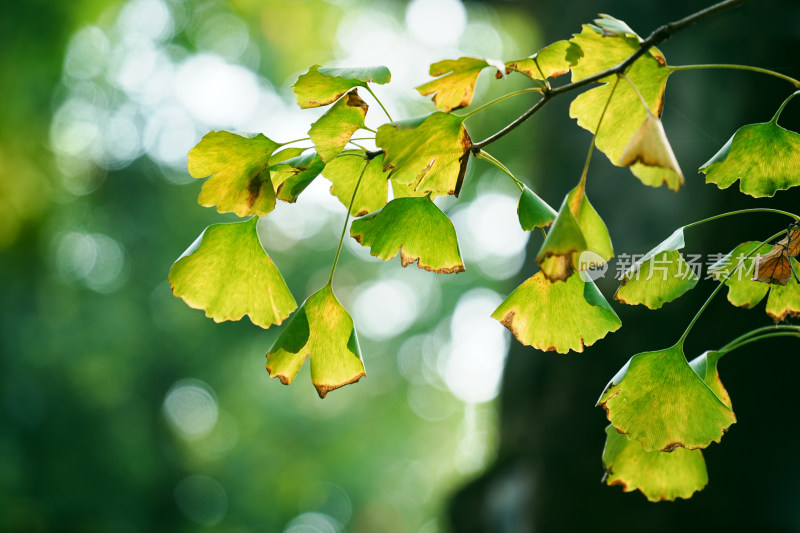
[471,0,750,151]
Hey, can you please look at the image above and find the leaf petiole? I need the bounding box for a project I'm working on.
[460,88,542,120]
[670,64,800,89]
[473,150,524,191]
[770,90,800,124]
[683,208,800,230]
[329,158,369,284]
[718,325,800,355]
[365,85,393,122]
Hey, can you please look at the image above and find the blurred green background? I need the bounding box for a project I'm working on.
[2,0,800,531]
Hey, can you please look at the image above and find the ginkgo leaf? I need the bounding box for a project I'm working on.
[710,242,800,321]
[324,153,390,216]
[568,20,681,190]
[597,343,736,452]
[416,57,505,112]
[266,283,365,398]
[270,152,326,203]
[188,131,279,217]
[700,121,800,197]
[618,110,683,180]
[688,350,732,409]
[536,184,613,281]
[615,228,698,309]
[169,218,297,329]
[492,271,621,353]
[350,195,464,273]
[602,425,708,502]
[309,89,368,162]
[376,112,471,197]
[517,185,556,230]
[293,65,391,108]
[270,147,306,165]
[390,179,427,199]
[505,40,582,81]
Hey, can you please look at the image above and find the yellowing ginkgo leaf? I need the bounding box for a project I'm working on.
[188,131,279,217]
[416,57,505,112]
[309,89,368,162]
[492,271,621,353]
[269,152,326,203]
[293,65,390,108]
[324,152,390,216]
[505,40,582,81]
[266,283,365,398]
[350,195,464,273]
[376,112,472,197]
[598,343,736,452]
[169,218,297,329]
[618,110,683,180]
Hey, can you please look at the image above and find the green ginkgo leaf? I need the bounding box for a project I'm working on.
[517,185,556,231]
[536,184,612,281]
[598,344,736,452]
[350,195,464,273]
[416,57,505,112]
[492,271,621,353]
[270,152,326,203]
[266,283,365,398]
[710,241,800,321]
[615,228,698,309]
[169,218,297,329]
[568,19,681,190]
[505,40,582,81]
[293,65,391,108]
[602,425,708,502]
[324,152,390,216]
[188,131,279,217]
[309,89,368,162]
[700,120,800,197]
[688,350,732,410]
[376,112,472,197]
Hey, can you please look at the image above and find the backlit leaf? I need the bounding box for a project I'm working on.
[536,184,612,281]
[293,65,390,108]
[568,20,681,190]
[169,218,296,329]
[309,89,368,162]
[350,195,464,273]
[688,350,732,409]
[505,40,582,81]
[602,425,708,502]
[324,152,390,216]
[266,283,365,398]
[188,131,279,217]
[416,57,505,112]
[598,344,736,451]
[700,121,800,197]
[270,152,326,203]
[492,271,621,353]
[517,185,556,230]
[709,241,800,321]
[376,112,471,197]
[618,110,683,180]
[615,228,698,309]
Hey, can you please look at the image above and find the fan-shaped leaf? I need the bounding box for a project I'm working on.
[517,185,556,231]
[700,121,800,197]
[350,195,464,273]
[492,271,621,353]
[598,344,736,452]
[536,184,612,281]
[506,40,582,81]
[188,131,279,217]
[309,89,368,162]
[602,425,708,502]
[618,111,683,180]
[266,284,365,398]
[615,228,698,309]
[293,65,390,108]
[169,218,297,329]
[376,112,471,197]
[568,20,680,190]
[688,350,732,409]
[324,153,390,216]
[270,152,326,203]
[416,57,504,112]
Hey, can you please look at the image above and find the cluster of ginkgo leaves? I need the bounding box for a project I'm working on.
[169,8,800,502]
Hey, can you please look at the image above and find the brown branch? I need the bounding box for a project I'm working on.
[470,0,750,151]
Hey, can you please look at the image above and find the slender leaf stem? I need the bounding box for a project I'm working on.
[683,208,800,230]
[618,73,651,113]
[347,141,370,152]
[366,85,393,122]
[677,228,787,348]
[279,137,311,147]
[771,90,800,123]
[577,76,621,190]
[329,159,369,283]
[723,333,800,353]
[670,64,800,88]
[361,126,377,134]
[719,325,800,354]
[471,0,751,150]
[474,150,524,191]
[460,88,542,120]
